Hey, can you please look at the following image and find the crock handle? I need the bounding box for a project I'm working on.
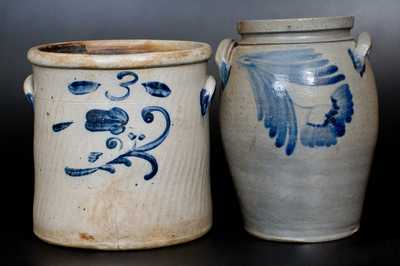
[349,32,372,76]
[215,39,236,89]
[23,74,34,109]
[200,75,216,116]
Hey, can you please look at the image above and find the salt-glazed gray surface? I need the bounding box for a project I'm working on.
[24,40,215,249]
[215,16,378,242]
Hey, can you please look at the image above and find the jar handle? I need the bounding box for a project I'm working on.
[349,32,372,76]
[215,39,236,89]
[23,74,35,109]
[200,75,216,116]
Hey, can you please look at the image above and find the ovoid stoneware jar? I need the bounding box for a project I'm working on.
[24,40,216,249]
[215,16,378,242]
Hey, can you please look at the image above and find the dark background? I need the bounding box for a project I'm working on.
[1,0,400,265]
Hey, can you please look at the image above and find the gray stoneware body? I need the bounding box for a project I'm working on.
[24,40,216,249]
[215,17,378,242]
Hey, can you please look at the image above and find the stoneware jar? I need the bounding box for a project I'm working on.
[24,40,215,249]
[215,16,378,242]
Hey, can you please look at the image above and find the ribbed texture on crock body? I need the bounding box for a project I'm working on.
[30,61,212,249]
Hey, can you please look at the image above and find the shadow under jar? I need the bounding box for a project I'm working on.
[215,16,378,242]
[24,40,216,249]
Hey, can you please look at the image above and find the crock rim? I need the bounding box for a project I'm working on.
[27,39,212,69]
[238,16,354,34]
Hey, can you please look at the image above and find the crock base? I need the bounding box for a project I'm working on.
[33,224,212,250]
[244,225,360,243]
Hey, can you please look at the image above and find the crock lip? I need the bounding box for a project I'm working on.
[238,16,354,34]
[27,39,212,69]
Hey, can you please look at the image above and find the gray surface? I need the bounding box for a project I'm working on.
[1,0,399,137]
[0,0,399,264]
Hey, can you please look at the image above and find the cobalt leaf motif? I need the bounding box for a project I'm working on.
[239,48,354,155]
[68,81,101,95]
[141,82,171,97]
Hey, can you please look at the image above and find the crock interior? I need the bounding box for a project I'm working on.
[38,41,201,55]
[28,40,212,68]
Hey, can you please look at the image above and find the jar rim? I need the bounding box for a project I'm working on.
[27,39,212,69]
[238,16,354,34]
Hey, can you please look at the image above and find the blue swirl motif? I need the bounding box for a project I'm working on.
[65,106,171,180]
[106,137,123,150]
[238,48,354,156]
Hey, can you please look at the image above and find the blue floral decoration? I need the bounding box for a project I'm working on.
[85,107,129,135]
[53,71,173,180]
[239,48,354,155]
[65,106,170,180]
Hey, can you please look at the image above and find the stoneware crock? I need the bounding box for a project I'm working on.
[24,40,215,249]
[215,16,378,242]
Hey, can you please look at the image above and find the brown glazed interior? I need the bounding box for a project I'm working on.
[38,41,201,55]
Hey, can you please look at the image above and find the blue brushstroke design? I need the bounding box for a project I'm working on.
[219,60,231,89]
[105,71,138,101]
[25,93,34,109]
[133,106,170,152]
[239,48,352,155]
[52,121,74,132]
[106,137,123,150]
[65,167,100,176]
[67,72,172,102]
[85,107,128,135]
[88,152,103,163]
[65,106,171,180]
[200,88,210,116]
[348,49,366,77]
[138,134,145,140]
[240,49,345,86]
[128,132,137,140]
[141,82,171,97]
[68,81,101,95]
[300,84,354,147]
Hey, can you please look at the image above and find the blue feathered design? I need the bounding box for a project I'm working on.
[238,48,354,155]
[300,84,353,147]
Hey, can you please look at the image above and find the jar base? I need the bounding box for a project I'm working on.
[244,225,360,243]
[33,224,212,250]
